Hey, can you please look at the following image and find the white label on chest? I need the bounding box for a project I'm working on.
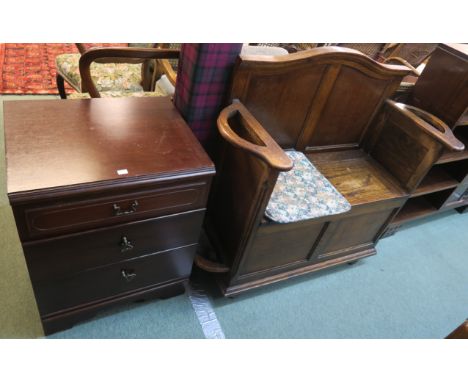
[117,169,129,175]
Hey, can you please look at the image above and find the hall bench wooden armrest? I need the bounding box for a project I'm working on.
[217,101,293,172]
[383,57,421,76]
[389,102,464,151]
[364,100,465,193]
[79,47,180,97]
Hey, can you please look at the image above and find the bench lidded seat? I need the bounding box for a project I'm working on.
[265,151,351,223]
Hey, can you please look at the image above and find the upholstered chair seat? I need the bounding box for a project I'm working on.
[56,53,144,93]
[265,151,351,223]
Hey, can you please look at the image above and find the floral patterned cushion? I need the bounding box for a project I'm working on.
[265,151,351,223]
[56,53,144,92]
[68,89,166,99]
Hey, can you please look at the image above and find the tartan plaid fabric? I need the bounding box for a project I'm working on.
[174,43,243,148]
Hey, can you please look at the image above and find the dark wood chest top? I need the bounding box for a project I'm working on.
[442,43,468,57]
[4,97,214,199]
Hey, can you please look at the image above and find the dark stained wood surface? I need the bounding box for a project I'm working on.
[217,101,293,171]
[410,43,468,128]
[14,179,210,241]
[24,210,205,282]
[386,43,468,234]
[34,244,197,316]
[308,150,406,205]
[4,97,214,197]
[446,319,468,339]
[4,97,214,334]
[203,46,458,296]
[412,167,458,197]
[230,47,410,151]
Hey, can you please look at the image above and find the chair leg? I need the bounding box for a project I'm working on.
[56,74,67,99]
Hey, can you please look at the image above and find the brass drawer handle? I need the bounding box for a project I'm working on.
[120,236,134,253]
[113,200,139,216]
[121,269,136,282]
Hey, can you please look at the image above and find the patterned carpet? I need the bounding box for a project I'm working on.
[0,43,126,95]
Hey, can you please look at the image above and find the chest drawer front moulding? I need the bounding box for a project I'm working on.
[15,179,210,241]
[4,97,215,334]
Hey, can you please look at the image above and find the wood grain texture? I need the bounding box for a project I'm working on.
[217,101,293,171]
[308,150,406,205]
[24,210,205,282]
[204,46,458,296]
[410,43,468,128]
[15,180,210,241]
[5,97,214,334]
[230,47,410,151]
[4,97,214,198]
[386,43,468,233]
[34,244,197,316]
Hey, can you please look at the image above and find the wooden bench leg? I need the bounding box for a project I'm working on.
[56,74,67,99]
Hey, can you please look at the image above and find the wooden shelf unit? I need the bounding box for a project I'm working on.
[392,196,439,225]
[412,166,459,197]
[385,44,468,235]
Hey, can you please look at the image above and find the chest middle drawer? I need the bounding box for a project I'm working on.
[23,209,205,282]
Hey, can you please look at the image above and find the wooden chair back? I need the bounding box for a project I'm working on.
[230,47,410,153]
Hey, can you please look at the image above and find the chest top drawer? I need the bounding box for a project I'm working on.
[13,179,211,241]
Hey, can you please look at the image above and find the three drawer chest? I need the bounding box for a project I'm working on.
[4,97,215,334]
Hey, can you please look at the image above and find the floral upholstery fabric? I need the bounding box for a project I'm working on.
[68,89,166,99]
[56,53,144,92]
[265,151,351,223]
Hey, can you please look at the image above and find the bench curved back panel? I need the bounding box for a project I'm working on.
[231,47,410,152]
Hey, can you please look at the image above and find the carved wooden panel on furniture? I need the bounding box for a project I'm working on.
[311,204,400,261]
[231,47,409,151]
[207,143,276,268]
[239,219,327,275]
[300,65,403,151]
[410,44,468,128]
[231,64,326,148]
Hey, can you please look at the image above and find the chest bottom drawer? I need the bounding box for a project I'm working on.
[24,210,205,282]
[34,244,197,316]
